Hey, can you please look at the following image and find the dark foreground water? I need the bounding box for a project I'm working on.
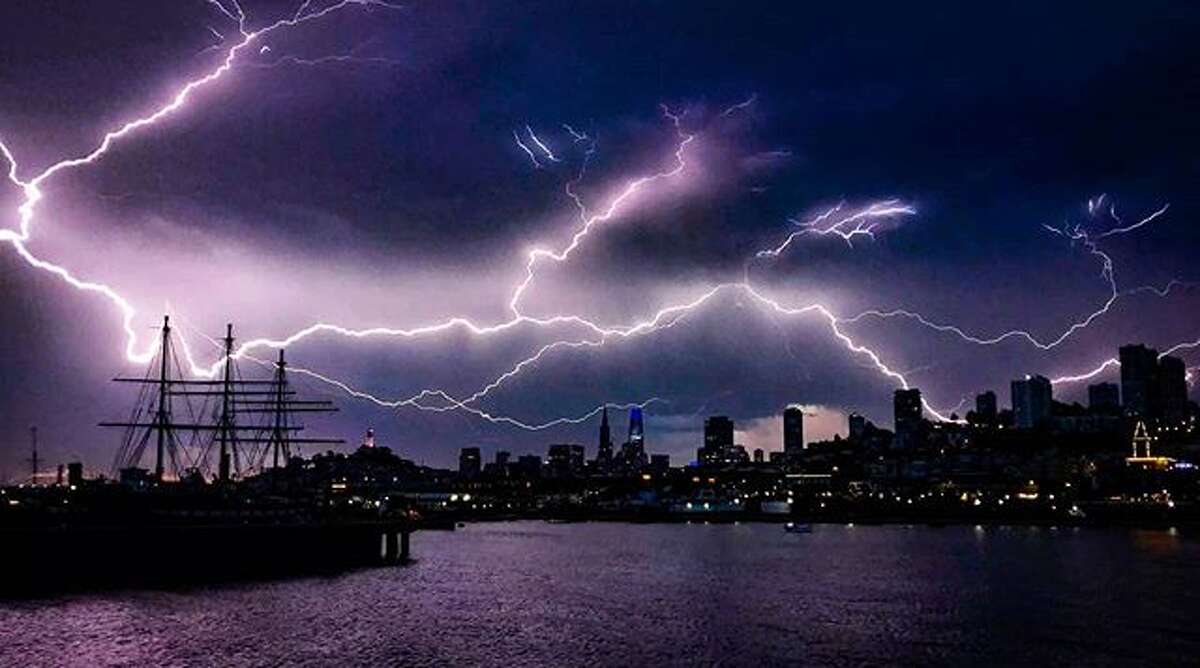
[3,523,1200,666]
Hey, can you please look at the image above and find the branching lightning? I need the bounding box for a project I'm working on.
[756,200,917,257]
[2,0,1198,445]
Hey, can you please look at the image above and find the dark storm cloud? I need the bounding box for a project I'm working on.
[2,0,1200,473]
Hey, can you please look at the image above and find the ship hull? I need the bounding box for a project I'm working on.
[2,521,411,596]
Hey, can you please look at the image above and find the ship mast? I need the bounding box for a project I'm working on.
[217,323,237,482]
[154,315,172,481]
[251,349,342,470]
[102,317,344,482]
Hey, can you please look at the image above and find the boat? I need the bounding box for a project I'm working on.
[784,522,812,533]
[1,317,419,596]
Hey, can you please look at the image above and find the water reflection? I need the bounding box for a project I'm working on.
[1,523,1197,666]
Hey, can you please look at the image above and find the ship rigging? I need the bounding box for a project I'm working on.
[100,316,344,483]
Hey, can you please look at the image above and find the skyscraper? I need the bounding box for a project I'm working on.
[848,412,867,441]
[1011,375,1052,429]
[619,407,648,470]
[458,447,481,478]
[1087,382,1120,414]
[1159,355,1188,426]
[596,406,614,469]
[974,391,997,425]
[1120,344,1159,418]
[488,450,511,478]
[783,406,804,459]
[893,388,923,447]
[701,415,735,465]
[627,406,645,446]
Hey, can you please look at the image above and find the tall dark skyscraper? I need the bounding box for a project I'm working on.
[974,391,997,424]
[893,388,923,447]
[783,406,804,459]
[848,412,867,441]
[704,416,734,451]
[1087,382,1121,414]
[1011,375,1052,429]
[699,415,747,466]
[458,447,481,478]
[1120,344,1160,418]
[700,415,732,465]
[1159,355,1188,425]
[596,406,613,469]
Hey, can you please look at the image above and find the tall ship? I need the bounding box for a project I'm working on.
[1,317,421,595]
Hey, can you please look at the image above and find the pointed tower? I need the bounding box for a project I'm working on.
[597,406,613,470]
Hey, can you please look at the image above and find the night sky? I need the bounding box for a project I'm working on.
[1,0,1199,476]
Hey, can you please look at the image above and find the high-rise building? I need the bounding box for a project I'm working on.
[1159,355,1188,426]
[783,406,804,459]
[893,388,923,447]
[700,415,735,465]
[547,443,586,477]
[596,406,614,469]
[848,412,867,441]
[753,448,764,464]
[619,407,648,471]
[1087,382,1120,414]
[1120,344,1160,418]
[974,391,997,425]
[627,406,645,446]
[704,415,734,450]
[1011,375,1052,429]
[458,447,481,478]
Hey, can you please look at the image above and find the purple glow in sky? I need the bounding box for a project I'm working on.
[1,0,1199,474]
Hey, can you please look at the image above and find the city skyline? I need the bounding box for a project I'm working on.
[447,336,1195,471]
[2,2,1200,474]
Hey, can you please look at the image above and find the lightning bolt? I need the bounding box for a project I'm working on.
[818,199,1177,354]
[755,199,917,257]
[524,125,561,163]
[719,93,757,118]
[3,0,1197,446]
[562,124,590,143]
[508,104,694,318]
[513,130,542,169]
[0,0,405,367]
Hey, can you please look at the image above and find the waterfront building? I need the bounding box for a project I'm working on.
[974,391,997,425]
[1011,375,1052,429]
[596,406,614,470]
[893,388,923,448]
[700,415,734,465]
[1159,355,1188,426]
[784,405,805,460]
[458,447,481,478]
[1120,344,1159,419]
